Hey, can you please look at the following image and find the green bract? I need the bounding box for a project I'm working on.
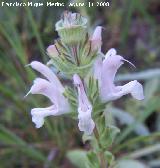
[49,37,97,78]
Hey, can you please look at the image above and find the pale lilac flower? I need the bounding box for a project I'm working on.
[91,26,103,83]
[91,26,102,51]
[94,48,144,102]
[73,74,95,135]
[25,61,70,128]
[93,57,103,86]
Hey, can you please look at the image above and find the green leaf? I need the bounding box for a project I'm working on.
[20,146,46,162]
[104,151,115,166]
[93,102,107,118]
[116,97,160,144]
[82,134,100,152]
[86,151,100,168]
[115,159,147,168]
[116,68,160,82]
[67,150,88,168]
[0,125,25,145]
[127,144,160,159]
[67,150,101,168]
[113,132,160,153]
[0,125,46,162]
[23,0,46,61]
[86,77,99,104]
[64,86,77,108]
[96,116,120,150]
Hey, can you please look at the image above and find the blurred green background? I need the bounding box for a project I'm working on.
[0,0,160,167]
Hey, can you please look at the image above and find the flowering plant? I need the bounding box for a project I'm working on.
[26,11,144,167]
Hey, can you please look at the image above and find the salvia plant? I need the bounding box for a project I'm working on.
[26,11,144,168]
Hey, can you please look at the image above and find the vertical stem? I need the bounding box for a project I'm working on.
[100,152,107,168]
[93,128,107,168]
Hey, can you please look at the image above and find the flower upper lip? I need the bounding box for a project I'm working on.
[93,48,144,102]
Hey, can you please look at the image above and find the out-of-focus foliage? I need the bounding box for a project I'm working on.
[0,0,160,167]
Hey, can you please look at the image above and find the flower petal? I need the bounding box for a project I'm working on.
[93,56,103,86]
[30,61,64,92]
[73,74,95,134]
[78,108,95,135]
[105,48,117,59]
[27,78,58,104]
[119,80,144,100]
[31,105,58,128]
[101,53,124,99]
[102,80,144,101]
[27,78,70,113]
[73,74,91,111]
[91,26,102,51]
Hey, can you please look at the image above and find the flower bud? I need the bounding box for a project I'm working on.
[55,11,88,45]
[91,26,102,51]
[47,45,59,58]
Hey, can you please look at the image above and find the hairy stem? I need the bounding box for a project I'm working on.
[100,152,107,168]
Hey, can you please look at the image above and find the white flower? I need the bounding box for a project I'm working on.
[73,74,95,135]
[25,61,70,128]
[94,48,144,102]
